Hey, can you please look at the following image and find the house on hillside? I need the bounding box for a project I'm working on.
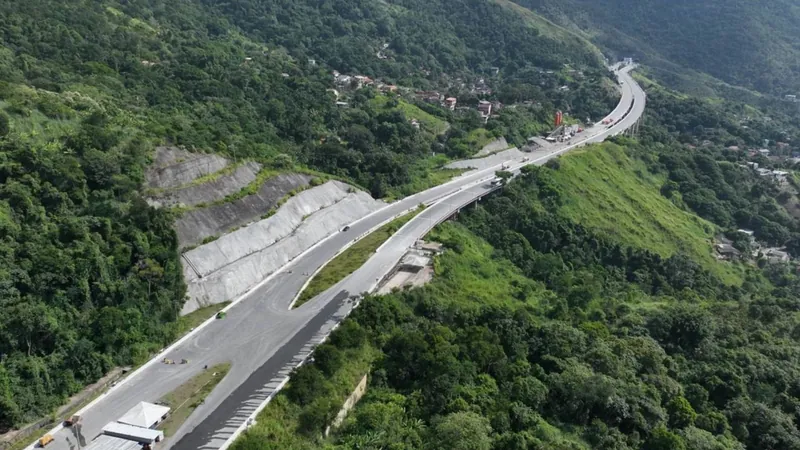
[715,243,741,260]
[416,91,442,104]
[477,100,492,116]
[763,248,791,264]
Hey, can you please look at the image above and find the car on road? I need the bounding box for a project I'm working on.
[341,225,350,232]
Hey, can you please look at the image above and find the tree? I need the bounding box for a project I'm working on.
[313,343,344,376]
[646,425,687,450]
[346,124,375,152]
[430,412,493,450]
[668,396,697,428]
[0,111,9,137]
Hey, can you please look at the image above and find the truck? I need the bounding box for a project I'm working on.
[64,414,81,427]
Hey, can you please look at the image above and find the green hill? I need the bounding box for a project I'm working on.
[0,0,612,433]
[549,142,743,284]
[515,0,800,96]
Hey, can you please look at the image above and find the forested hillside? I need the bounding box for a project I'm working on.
[235,158,800,450]
[514,0,800,96]
[232,76,800,450]
[0,0,614,433]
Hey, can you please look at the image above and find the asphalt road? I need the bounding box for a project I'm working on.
[33,64,644,450]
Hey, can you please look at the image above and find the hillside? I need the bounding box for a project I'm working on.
[546,143,743,284]
[228,65,800,449]
[0,0,614,433]
[233,144,800,450]
[515,0,800,96]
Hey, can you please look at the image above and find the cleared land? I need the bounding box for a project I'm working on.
[369,95,449,135]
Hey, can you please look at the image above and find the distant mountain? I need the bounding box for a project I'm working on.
[515,0,800,96]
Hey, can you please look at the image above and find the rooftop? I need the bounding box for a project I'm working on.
[715,243,741,256]
[102,422,164,444]
[118,402,170,429]
[83,435,142,450]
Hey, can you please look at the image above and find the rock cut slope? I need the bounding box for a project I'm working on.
[144,148,384,315]
[181,180,384,314]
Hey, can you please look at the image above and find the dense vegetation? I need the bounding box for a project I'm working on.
[0,0,617,433]
[515,0,800,95]
[634,88,800,256]
[0,112,185,429]
[235,152,800,450]
[233,73,800,449]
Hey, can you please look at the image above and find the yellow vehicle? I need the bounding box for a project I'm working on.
[39,434,54,447]
[163,358,174,364]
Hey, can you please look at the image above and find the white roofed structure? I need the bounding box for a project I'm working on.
[83,435,142,450]
[117,402,170,429]
[102,422,163,444]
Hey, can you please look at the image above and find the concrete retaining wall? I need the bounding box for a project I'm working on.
[146,147,230,189]
[327,374,368,436]
[446,147,524,171]
[180,181,384,315]
[474,137,510,157]
[148,162,262,209]
[175,173,312,248]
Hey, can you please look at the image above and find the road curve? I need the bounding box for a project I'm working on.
[31,64,645,450]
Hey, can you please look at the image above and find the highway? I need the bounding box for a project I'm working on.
[32,64,644,450]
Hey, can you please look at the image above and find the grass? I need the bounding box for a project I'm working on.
[491,0,605,62]
[230,344,376,450]
[176,302,232,335]
[425,223,546,308]
[394,168,466,198]
[369,95,449,135]
[465,128,498,154]
[293,208,425,308]
[390,155,469,199]
[157,363,231,437]
[548,142,743,284]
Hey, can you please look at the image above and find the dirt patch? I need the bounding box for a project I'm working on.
[175,173,312,248]
[148,162,262,208]
[474,137,510,157]
[146,147,230,190]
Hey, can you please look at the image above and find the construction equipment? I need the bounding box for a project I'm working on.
[39,435,54,447]
[64,414,81,426]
